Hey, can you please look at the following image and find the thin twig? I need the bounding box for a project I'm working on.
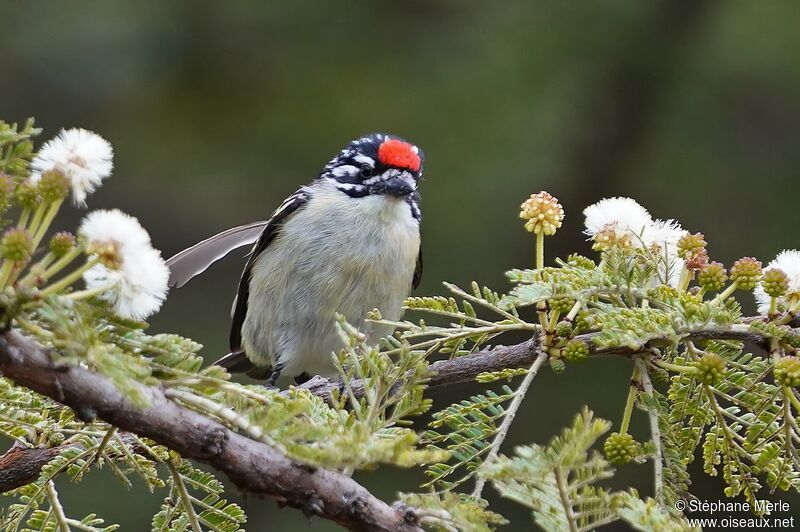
[167,457,202,532]
[635,357,663,505]
[45,481,70,532]
[471,350,548,498]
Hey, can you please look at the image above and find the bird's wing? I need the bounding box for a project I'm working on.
[229,188,311,352]
[166,221,268,288]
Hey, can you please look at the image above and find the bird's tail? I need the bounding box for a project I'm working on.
[213,351,272,380]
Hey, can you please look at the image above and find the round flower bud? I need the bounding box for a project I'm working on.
[520,191,564,236]
[774,357,800,388]
[604,432,639,465]
[555,320,574,338]
[14,181,40,210]
[762,268,790,298]
[49,231,76,258]
[1,229,33,262]
[567,254,595,270]
[592,227,631,251]
[0,173,14,211]
[549,357,566,374]
[37,170,70,203]
[694,353,727,385]
[47,432,66,446]
[730,257,763,291]
[563,339,589,361]
[677,232,707,259]
[550,296,575,314]
[698,262,727,292]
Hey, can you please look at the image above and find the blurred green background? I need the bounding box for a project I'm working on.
[2,0,800,529]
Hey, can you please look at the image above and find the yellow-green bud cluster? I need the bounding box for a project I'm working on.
[567,254,595,270]
[47,432,66,446]
[549,296,575,314]
[49,232,76,257]
[774,357,800,388]
[698,262,727,292]
[604,432,639,464]
[555,320,574,338]
[0,174,14,211]
[762,268,790,298]
[519,191,564,236]
[1,229,32,262]
[549,357,566,374]
[677,232,707,259]
[14,181,40,210]
[37,170,70,203]
[563,339,589,361]
[694,353,727,385]
[730,257,763,291]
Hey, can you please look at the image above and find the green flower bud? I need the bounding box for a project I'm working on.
[563,339,589,361]
[567,254,595,270]
[698,262,727,292]
[1,229,33,262]
[555,320,574,338]
[694,353,727,385]
[774,357,800,388]
[49,231,76,257]
[549,296,575,314]
[549,357,566,374]
[37,170,70,202]
[47,432,66,446]
[762,268,790,298]
[14,181,40,210]
[730,257,763,291]
[604,432,639,465]
[677,232,707,259]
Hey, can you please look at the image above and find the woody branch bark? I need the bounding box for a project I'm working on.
[0,330,421,532]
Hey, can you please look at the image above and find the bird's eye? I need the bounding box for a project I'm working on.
[359,164,373,178]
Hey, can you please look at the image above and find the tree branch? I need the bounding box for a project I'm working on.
[0,330,421,532]
[0,431,146,494]
[297,319,784,401]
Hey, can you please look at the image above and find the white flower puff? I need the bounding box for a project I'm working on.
[79,209,169,320]
[754,250,800,314]
[83,246,169,320]
[583,197,652,241]
[78,209,152,251]
[30,128,113,206]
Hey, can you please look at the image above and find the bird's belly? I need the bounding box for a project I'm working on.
[241,194,419,379]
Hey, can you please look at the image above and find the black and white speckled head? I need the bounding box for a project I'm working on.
[319,133,424,204]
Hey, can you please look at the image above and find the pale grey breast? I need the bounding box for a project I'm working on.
[241,181,420,378]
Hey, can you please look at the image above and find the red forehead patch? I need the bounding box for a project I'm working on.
[378,139,421,172]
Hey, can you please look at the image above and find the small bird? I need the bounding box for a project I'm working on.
[166,133,424,385]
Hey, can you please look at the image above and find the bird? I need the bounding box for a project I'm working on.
[166,133,424,385]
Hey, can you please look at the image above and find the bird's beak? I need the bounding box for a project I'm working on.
[369,175,415,197]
